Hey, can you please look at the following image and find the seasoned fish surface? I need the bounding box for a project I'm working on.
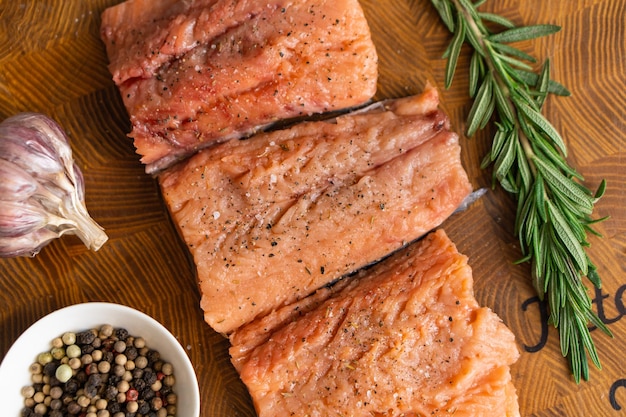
[101,0,378,173]
[160,86,473,334]
[230,230,521,417]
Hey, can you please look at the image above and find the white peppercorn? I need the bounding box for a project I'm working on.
[51,336,64,349]
[50,385,63,399]
[34,402,47,415]
[91,349,103,362]
[114,340,126,353]
[133,337,146,349]
[99,324,114,338]
[135,355,148,369]
[21,385,35,398]
[98,360,111,374]
[126,400,138,413]
[114,353,127,366]
[69,357,82,370]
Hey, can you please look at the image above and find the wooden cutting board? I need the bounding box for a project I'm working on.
[1,1,625,415]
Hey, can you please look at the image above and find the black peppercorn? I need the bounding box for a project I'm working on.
[142,369,157,385]
[77,330,96,345]
[65,379,79,394]
[85,374,103,398]
[81,343,95,354]
[134,378,147,391]
[141,387,156,400]
[103,350,114,363]
[138,400,150,414]
[146,349,160,364]
[126,346,138,360]
[115,327,129,341]
[107,401,123,414]
[43,360,58,377]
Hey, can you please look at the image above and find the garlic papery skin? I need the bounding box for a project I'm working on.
[0,113,108,257]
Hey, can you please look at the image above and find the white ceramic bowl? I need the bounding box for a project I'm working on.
[0,302,200,417]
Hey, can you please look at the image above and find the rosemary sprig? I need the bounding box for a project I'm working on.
[430,0,611,382]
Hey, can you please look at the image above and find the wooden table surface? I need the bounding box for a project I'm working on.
[1,1,625,415]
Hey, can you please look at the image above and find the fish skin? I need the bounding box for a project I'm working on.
[101,0,378,173]
[230,229,521,417]
[160,86,473,334]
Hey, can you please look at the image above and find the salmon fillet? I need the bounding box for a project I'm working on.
[229,229,521,417]
[101,0,378,173]
[159,86,473,334]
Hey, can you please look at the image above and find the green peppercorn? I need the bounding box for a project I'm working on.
[50,346,65,360]
[37,352,53,366]
[61,331,76,345]
[55,363,73,383]
[66,344,81,359]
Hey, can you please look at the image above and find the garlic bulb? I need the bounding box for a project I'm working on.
[0,113,108,257]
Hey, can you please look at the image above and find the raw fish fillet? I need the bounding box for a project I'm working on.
[101,0,378,173]
[230,229,521,417]
[160,86,473,334]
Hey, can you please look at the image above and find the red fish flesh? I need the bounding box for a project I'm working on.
[159,86,473,334]
[101,0,378,173]
[230,229,521,417]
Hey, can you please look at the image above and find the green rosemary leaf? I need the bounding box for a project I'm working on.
[466,74,494,136]
[477,12,515,28]
[495,51,535,71]
[534,157,594,213]
[515,97,568,155]
[491,42,537,63]
[585,301,612,336]
[594,179,607,200]
[547,200,588,275]
[474,0,488,7]
[492,80,515,124]
[469,50,482,97]
[494,130,516,182]
[516,136,533,193]
[444,14,466,88]
[489,24,561,43]
[515,69,571,96]
[534,174,547,221]
[535,60,551,108]
[431,0,456,32]
[530,134,581,180]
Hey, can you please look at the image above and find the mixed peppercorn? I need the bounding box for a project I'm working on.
[20,324,177,417]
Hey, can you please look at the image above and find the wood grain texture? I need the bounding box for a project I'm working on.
[0,1,625,416]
